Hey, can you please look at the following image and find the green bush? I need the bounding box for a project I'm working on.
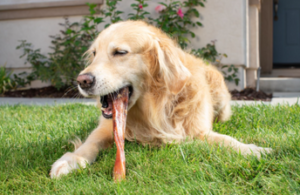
[191,43,240,86]
[16,0,239,90]
[16,18,95,90]
[0,65,17,94]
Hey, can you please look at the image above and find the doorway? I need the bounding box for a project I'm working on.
[260,0,300,76]
[273,0,300,69]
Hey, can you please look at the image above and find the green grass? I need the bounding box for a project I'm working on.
[0,103,300,194]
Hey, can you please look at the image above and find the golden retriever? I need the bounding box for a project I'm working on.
[50,20,271,178]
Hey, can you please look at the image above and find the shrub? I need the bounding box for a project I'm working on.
[0,65,17,94]
[191,43,240,86]
[16,18,95,90]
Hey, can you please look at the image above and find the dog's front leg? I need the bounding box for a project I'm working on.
[50,116,113,178]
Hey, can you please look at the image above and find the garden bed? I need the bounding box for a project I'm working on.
[2,86,272,101]
[1,86,82,98]
[230,88,272,101]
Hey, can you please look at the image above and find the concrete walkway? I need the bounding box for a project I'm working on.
[231,92,300,106]
[0,98,96,106]
[0,92,299,106]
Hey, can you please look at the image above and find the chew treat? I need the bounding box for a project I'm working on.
[112,87,129,182]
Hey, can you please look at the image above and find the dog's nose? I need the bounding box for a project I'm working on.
[76,73,95,89]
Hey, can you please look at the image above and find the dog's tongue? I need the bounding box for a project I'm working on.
[112,87,129,182]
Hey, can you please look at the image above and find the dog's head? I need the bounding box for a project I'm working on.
[77,21,191,119]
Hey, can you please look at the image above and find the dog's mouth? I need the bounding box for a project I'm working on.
[100,86,133,119]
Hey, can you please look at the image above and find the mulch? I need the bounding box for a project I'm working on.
[230,88,272,101]
[1,86,83,98]
[1,86,272,101]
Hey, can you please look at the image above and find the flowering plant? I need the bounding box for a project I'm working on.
[150,0,204,49]
[128,0,150,20]
[125,0,205,49]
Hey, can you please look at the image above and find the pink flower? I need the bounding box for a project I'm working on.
[155,5,166,13]
[177,8,184,19]
[138,4,143,9]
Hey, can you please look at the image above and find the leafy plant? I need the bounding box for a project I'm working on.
[150,0,204,49]
[103,0,123,26]
[128,0,150,20]
[0,65,17,94]
[16,18,95,90]
[221,64,240,86]
[191,42,223,63]
[192,42,240,86]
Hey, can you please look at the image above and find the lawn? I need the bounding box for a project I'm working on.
[0,103,299,194]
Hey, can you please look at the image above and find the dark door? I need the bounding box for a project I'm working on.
[273,0,300,68]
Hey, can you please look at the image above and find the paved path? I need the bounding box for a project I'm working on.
[231,92,300,106]
[0,98,96,106]
[0,92,299,106]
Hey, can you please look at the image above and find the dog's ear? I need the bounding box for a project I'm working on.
[153,39,191,95]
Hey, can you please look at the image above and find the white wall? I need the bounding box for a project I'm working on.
[195,0,246,65]
[0,0,246,89]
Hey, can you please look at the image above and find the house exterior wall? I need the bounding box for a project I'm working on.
[0,0,247,90]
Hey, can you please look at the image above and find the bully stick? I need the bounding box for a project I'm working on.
[112,87,129,182]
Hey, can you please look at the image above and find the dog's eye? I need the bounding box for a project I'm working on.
[93,51,96,56]
[113,50,128,56]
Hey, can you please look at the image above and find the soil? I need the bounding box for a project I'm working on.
[1,86,83,98]
[2,86,272,101]
[230,88,272,101]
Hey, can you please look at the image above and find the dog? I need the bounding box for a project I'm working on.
[50,20,271,178]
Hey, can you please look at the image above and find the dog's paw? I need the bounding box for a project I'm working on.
[50,152,88,179]
[240,144,272,159]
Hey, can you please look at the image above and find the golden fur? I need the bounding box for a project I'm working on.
[50,21,271,178]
